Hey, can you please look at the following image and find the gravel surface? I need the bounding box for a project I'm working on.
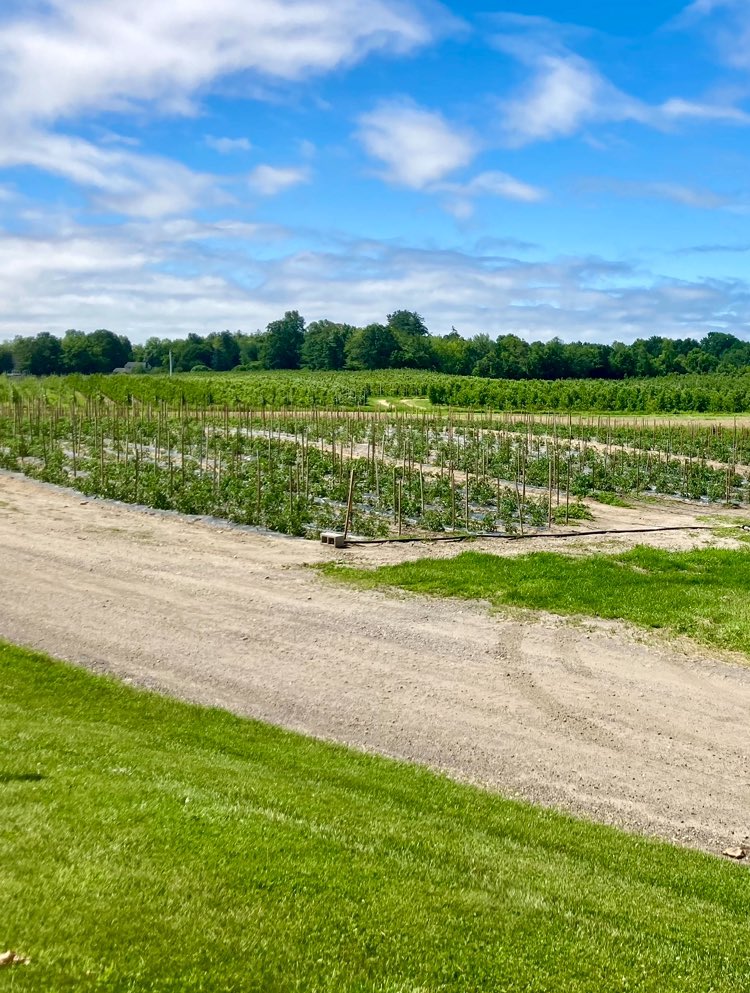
[1,471,749,857]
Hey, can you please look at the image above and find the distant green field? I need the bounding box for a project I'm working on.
[5,367,750,413]
[1,641,750,992]
[323,546,750,657]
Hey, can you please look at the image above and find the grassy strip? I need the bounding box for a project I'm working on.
[1,643,750,992]
[322,546,750,657]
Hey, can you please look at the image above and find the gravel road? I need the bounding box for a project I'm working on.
[1,471,748,856]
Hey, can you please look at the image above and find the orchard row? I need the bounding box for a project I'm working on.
[6,367,750,413]
[1,398,746,539]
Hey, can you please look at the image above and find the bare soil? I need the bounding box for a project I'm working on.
[1,471,749,857]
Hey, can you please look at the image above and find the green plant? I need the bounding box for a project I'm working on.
[554,500,593,523]
[592,491,634,508]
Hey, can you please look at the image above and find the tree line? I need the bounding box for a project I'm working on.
[2,311,750,380]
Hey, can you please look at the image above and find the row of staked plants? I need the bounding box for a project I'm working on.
[0,399,553,537]
[181,407,747,505]
[445,412,750,465]
[0,398,747,540]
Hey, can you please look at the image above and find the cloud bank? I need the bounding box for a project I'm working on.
[0,223,747,342]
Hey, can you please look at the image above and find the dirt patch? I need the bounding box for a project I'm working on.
[1,471,749,857]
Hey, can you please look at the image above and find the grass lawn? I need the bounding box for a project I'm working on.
[323,546,750,658]
[2,642,750,992]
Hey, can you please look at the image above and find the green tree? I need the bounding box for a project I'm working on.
[173,334,213,372]
[345,324,399,370]
[137,337,172,370]
[387,310,433,368]
[12,332,63,375]
[237,332,267,368]
[88,329,132,372]
[301,320,352,370]
[61,329,131,373]
[468,334,498,377]
[207,331,240,372]
[528,338,568,379]
[630,340,656,378]
[493,334,530,379]
[656,339,680,376]
[431,331,474,375]
[717,342,750,370]
[386,310,428,338]
[680,348,719,374]
[60,330,93,372]
[262,311,305,370]
[0,343,13,373]
[566,342,610,379]
[609,342,635,379]
[702,332,741,358]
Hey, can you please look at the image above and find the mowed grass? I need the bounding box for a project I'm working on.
[2,644,750,992]
[324,546,750,657]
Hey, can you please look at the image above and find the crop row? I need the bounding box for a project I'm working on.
[6,368,750,412]
[1,399,746,540]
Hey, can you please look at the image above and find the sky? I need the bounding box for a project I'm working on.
[0,0,749,345]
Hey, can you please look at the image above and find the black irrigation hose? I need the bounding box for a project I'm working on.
[345,524,726,546]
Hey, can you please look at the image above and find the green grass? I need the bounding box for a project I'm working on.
[323,546,750,657]
[0,650,744,992]
[698,515,750,544]
[712,527,750,544]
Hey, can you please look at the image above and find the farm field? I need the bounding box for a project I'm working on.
[4,370,750,990]
[3,393,750,542]
[3,641,750,992]
[5,0,750,985]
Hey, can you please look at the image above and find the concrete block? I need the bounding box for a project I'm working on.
[320,531,347,548]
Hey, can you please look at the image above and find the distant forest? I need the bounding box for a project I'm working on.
[2,310,750,381]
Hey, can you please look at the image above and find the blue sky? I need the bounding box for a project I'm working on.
[0,0,749,344]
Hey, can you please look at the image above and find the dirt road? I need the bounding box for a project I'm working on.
[1,471,748,856]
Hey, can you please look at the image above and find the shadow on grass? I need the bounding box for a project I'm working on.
[0,771,44,783]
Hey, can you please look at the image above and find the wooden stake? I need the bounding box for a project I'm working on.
[343,468,355,539]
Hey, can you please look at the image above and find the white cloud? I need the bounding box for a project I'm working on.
[501,55,629,146]
[685,0,750,71]
[435,171,546,218]
[355,102,544,216]
[677,241,750,254]
[356,100,477,189]
[128,218,289,246]
[631,182,730,209]
[0,0,455,213]
[205,135,252,154]
[248,164,311,196]
[441,171,545,203]
[0,221,747,342]
[585,178,734,210]
[495,23,749,145]
[0,130,217,217]
[659,97,750,124]
[0,0,452,129]
[682,0,728,12]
